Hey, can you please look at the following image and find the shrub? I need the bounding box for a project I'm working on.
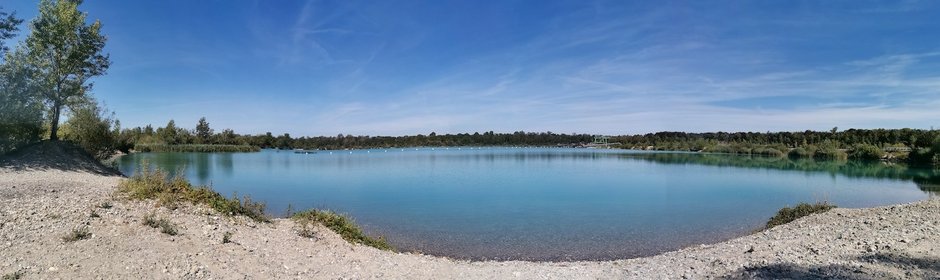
[63,101,117,160]
[850,144,885,161]
[908,148,935,166]
[118,162,269,222]
[813,147,847,160]
[765,202,836,229]
[291,209,392,251]
[788,147,813,159]
[752,146,785,157]
[222,231,233,244]
[63,226,91,242]
[2,271,23,280]
[143,213,179,236]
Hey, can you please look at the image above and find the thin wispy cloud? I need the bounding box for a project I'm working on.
[4,0,936,135]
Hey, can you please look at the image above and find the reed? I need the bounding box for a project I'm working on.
[133,144,260,153]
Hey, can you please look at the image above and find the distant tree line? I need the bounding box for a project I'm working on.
[114,120,595,152]
[611,128,938,151]
[115,117,940,165]
[609,128,940,165]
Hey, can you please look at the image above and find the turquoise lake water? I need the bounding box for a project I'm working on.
[116,148,939,261]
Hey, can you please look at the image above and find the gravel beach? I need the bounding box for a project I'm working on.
[1,143,939,279]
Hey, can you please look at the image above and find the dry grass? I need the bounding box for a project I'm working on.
[143,213,179,236]
[291,209,392,251]
[62,226,91,242]
[118,161,269,222]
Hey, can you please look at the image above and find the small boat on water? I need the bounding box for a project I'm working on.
[293,149,317,154]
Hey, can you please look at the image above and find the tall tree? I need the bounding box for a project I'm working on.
[158,119,178,145]
[24,0,110,140]
[195,117,213,144]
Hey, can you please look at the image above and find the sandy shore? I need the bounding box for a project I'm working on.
[1,144,939,279]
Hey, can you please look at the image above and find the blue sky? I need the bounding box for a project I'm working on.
[3,0,940,136]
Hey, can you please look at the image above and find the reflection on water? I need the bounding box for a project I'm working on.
[616,152,940,196]
[615,153,940,194]
[116,148,934,261]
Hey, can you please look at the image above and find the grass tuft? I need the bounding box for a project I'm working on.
[63,226,91,242]
[291,209,392,251]
[222,231,233,244]
[2,271,22,280]
[765,201,836,229]
[143,213,179,236]
[118,161,269,222]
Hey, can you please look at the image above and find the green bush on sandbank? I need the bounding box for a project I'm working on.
[117,161,269,222]
[291,209,393,251]
[764,202,836,229]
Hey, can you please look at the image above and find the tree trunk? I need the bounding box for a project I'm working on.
[49,100,61,141]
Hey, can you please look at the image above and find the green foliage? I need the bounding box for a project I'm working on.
[751,146,785,157]
[62,226,91,242]
[142,213,178,236]
[813,147,848,160]
[156,119,180,145]
[24,0,110,140]
[133,144,260,153]
[787,147,814,159]
[0,7,22,54]
[0,53,43,154]
[849,144,885,161]
[909,148,935,166]
[118,162,269,222]
[764,202,836,229]
[195,117,213,144]
[292,209,392,251]
[0,48,44,154]
[62,101,116,160]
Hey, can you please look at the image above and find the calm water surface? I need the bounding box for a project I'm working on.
[117,148,938,261]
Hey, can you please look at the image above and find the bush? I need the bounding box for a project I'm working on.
[2,271,23,280]
[62,226,91,242]
[788,147,814,159]
[118,162,269,222]
[765,202,836,229]
[813,147,847,160]
[908,148,935,166]
[63,101,117,160]
[143,213,179,236]
[292,209,392,251]
[752,146,785,157]
[850,144,885,161]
